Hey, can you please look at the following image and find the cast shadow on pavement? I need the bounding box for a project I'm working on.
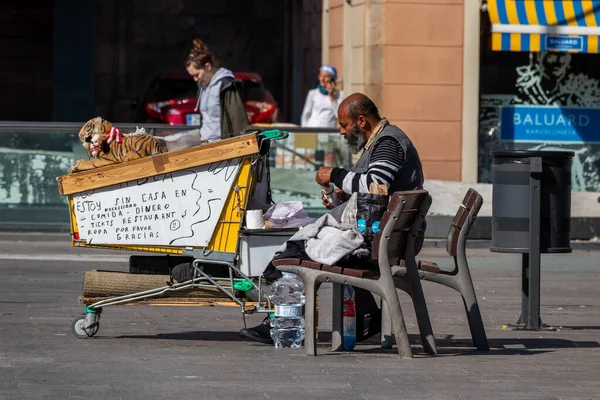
[115,330,247,341]
[111,331,600,357]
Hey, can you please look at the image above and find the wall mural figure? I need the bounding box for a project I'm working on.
[512,52,600,107]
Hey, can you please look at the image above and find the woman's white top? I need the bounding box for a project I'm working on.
[300,89,344,128]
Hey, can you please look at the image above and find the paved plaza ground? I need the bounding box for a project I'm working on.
[0,232,599,400]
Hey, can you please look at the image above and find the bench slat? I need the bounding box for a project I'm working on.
[301,260,322,270]
[372,230,407,261]
[398,190,428,211]
[343,268,377,279]
[418,260,440,274]
[380,209,418,233]
[452,206,469,229]
[447,225,460,256]
[462,188,478,210]
[272,258,301,267]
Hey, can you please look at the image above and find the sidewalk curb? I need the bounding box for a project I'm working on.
[423,239,600,251]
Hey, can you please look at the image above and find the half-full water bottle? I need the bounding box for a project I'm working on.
[270,272,306,348]
[343,285,357,351]
[321,183,340,208]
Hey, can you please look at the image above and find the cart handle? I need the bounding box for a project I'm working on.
[259,130,289,141]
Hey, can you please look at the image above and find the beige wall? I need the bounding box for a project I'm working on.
[328,0,345,87]
[324,0,466,182]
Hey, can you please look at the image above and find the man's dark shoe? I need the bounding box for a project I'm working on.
[239,316,273,345]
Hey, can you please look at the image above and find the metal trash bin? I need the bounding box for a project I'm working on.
[490,150,574,254]
[489,150,574,330]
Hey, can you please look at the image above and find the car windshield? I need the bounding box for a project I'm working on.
[241,81,266,102]
[153,79,197,101]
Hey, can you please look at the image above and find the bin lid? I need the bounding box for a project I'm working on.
[491,150,574,158]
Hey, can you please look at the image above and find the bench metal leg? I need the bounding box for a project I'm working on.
[380,300,393,349]
[420,269,489,352]
[382,293,412,359]
[459,283,489,351]
[377,270,413,358]
[381,292,436,355]
[331,283,344,352]
[390,275,437,355]
[455,254,489,352]
[402,257,437,355]
[304,278,320,356]
[410,285,438,355]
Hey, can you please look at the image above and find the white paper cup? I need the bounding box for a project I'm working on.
[246,209,265,229]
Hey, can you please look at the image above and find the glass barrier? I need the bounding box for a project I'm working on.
[0,130,78,229]
[268,132,352,217]
[0,123,348,229]
[0,123,196,229]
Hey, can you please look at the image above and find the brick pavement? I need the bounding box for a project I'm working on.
[0,235,599,399]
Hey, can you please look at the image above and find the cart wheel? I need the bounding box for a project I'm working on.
[71,315,99,339]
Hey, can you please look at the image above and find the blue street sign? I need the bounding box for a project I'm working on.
[500,106,600,143]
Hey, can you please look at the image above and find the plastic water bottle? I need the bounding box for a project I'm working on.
[343,285,357,351]
[270,273,306,348]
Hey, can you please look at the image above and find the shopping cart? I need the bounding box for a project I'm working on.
[56,130,293,339]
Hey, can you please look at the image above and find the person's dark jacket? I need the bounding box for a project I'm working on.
[220,78,250,139]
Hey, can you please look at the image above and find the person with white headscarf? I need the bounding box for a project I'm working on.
[300,65,344,128]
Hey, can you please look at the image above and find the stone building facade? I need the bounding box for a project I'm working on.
[323,0,479,183]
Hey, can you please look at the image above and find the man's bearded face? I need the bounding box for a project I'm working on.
[344,123,367,154]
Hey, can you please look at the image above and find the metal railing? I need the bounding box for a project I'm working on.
[0,121,187,135]
[0,121,339,134]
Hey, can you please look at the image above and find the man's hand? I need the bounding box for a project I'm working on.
[315,166,334,186]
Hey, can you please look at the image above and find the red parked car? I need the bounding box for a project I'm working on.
[136,70,279,126]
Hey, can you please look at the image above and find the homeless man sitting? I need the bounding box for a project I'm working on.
[239,92,427,345]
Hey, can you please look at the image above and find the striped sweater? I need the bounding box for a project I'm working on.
[330,136,405,194]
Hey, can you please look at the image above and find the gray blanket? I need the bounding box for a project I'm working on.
[275,214,364,266]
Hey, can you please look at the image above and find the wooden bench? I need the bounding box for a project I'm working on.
[275,189,434,358]
[394,188,489,351]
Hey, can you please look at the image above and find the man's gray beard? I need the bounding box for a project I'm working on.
[344,125,367,154]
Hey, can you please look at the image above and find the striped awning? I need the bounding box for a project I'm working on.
[488,0,600,53]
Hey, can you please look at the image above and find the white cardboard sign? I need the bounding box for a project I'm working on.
[73,158,243,247]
